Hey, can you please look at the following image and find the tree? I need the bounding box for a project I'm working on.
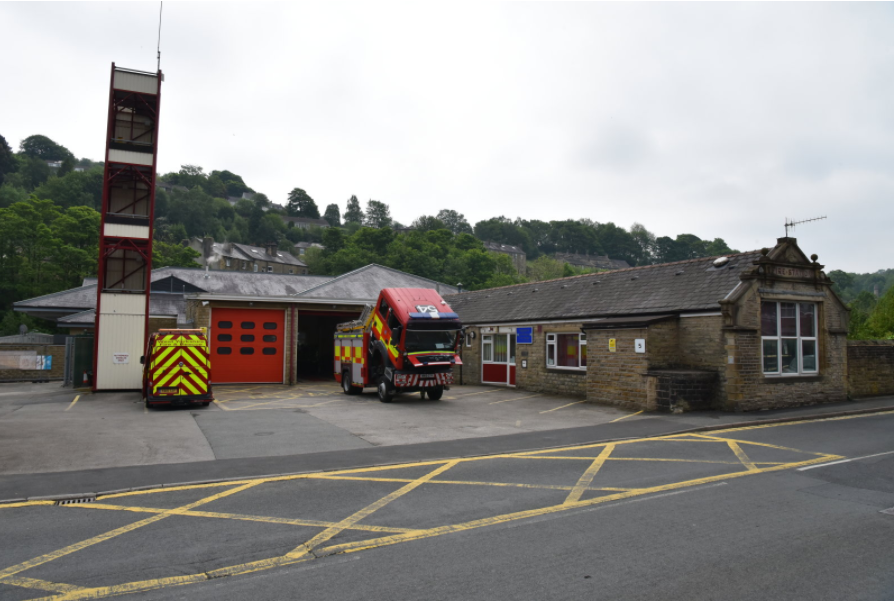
[19,135,75,161]
[0,134,16,184]
[866,287,894,339]
[629,223,656,265]
[411,215,447,232]
[152,241,202,268]
[436,209,472,235]
[321,227,345,253]
[344,195,363,224]
[364,200,392,229]
[323,203,341,227]
[527,255,565,282]
[286,188,319,218]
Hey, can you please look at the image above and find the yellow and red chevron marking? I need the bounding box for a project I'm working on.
[150,333,209,396]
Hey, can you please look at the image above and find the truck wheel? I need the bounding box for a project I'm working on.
[426,386,444,401]
[343,371,360,395]
[377,377,394,403]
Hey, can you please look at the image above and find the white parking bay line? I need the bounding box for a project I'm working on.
[797,450,893,471]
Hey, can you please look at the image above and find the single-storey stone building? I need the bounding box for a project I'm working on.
[447,237,859,412]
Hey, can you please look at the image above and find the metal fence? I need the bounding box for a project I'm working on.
[64,336,95,387]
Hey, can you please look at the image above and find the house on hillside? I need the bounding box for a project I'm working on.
[555,252,630,271]
[483,241,526,274]
[448,237,852,413]
[282,216,330,230]
[187,236,308,275]
[294,242,324,256]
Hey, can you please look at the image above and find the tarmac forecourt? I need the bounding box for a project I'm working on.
[0,413,888,601]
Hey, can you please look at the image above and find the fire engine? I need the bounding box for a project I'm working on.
[334,288,463,402]
[141,329,213,408]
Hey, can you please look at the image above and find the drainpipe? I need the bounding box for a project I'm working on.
[289,305,296,385]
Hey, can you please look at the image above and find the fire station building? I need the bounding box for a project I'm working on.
[14,264,457,386]
[447,238,856,412]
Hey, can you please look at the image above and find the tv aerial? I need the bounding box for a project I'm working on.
[784,215,826,237]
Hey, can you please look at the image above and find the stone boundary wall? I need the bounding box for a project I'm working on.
[847,340,893,398]
[0,344,66,382]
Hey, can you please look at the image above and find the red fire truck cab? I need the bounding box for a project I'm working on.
[334,288,463,402]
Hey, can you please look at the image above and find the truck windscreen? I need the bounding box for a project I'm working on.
[405,330,457,352]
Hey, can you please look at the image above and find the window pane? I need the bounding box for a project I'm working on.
[482,342,492,362]
[802,340,817,372]
[240,347,254,355]
[240,334,254,342]
[509,336,516,363]
[547,342,555,366]
[263,335,277,342]
[780,303,797,337]
[217,334,232,342]
[799,304,815,337]
[493,336,508,363]
[580,341,587,367]
[557,334,580,368]
[263,322,277,330]
[781,338,798,373]
[760,303,777,336]
[218,321,232,329]
[241,321,255,330]
[262,348,277,355]
[217,347,232,355]
[762,340,778,373]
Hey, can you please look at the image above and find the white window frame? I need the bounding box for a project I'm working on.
[225,258,231,267]
[253,263,258,273]
[761,301,819,376]
[546,332,587,370]
[481,334,493,362]
[267,266,274,273]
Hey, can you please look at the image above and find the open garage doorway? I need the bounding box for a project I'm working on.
[296,311,361,380]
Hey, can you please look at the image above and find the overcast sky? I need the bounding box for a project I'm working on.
[2,2,892,273]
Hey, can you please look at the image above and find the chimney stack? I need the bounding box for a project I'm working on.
[202,236,214,261]
[266,243,277,257]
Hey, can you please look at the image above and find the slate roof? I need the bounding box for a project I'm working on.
[192,239,307,268]
[295,264,459,301]
[282,216,330,228]
[446,251,762,324]
[555,252,630,270]
[15,268,334,322]
[482,241,525,255]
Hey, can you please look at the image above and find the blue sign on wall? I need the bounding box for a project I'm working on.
[516,327,533,344]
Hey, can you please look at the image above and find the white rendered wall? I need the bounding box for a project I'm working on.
[95,293,146,390]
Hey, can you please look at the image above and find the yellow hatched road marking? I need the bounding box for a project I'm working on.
[2,413,874,599]
[0,482,258,581]
[286,460,460,559]
[565,444,615,505]
[0,576,86,593]
[64,395,80,412]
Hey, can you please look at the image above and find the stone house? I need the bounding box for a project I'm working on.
[482,241,527,274]
[188,237,309,275]
[447,237,858,412]
[282,216,330,230]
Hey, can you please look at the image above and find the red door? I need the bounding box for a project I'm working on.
[211,308,285,383]
[482,333,516,387]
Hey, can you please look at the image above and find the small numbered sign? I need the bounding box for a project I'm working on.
[634,339,646,354]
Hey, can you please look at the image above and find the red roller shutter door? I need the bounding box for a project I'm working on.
[211,308,285,383]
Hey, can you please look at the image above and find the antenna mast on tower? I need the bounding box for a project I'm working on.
[784,215,826,237]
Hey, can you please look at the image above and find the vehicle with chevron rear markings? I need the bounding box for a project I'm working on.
[335,288,463,403]
[141,329,214,408]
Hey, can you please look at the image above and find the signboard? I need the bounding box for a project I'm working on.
[16,356,52,370]
[516,327,533,344]
[608,338,616,353]
[772,266,812,279]
[112,353,130,364]
[634,339,646,354]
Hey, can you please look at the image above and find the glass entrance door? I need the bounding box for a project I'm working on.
[482,333,516,386]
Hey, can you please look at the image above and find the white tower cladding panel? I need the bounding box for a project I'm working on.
[107,148,154,167]
[104,223,151,239]
[95,293,147,389]
[113,70,159,95]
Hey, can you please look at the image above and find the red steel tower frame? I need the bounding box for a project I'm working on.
[93,63,162,391]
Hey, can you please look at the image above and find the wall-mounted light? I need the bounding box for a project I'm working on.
[201,301,209,307]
